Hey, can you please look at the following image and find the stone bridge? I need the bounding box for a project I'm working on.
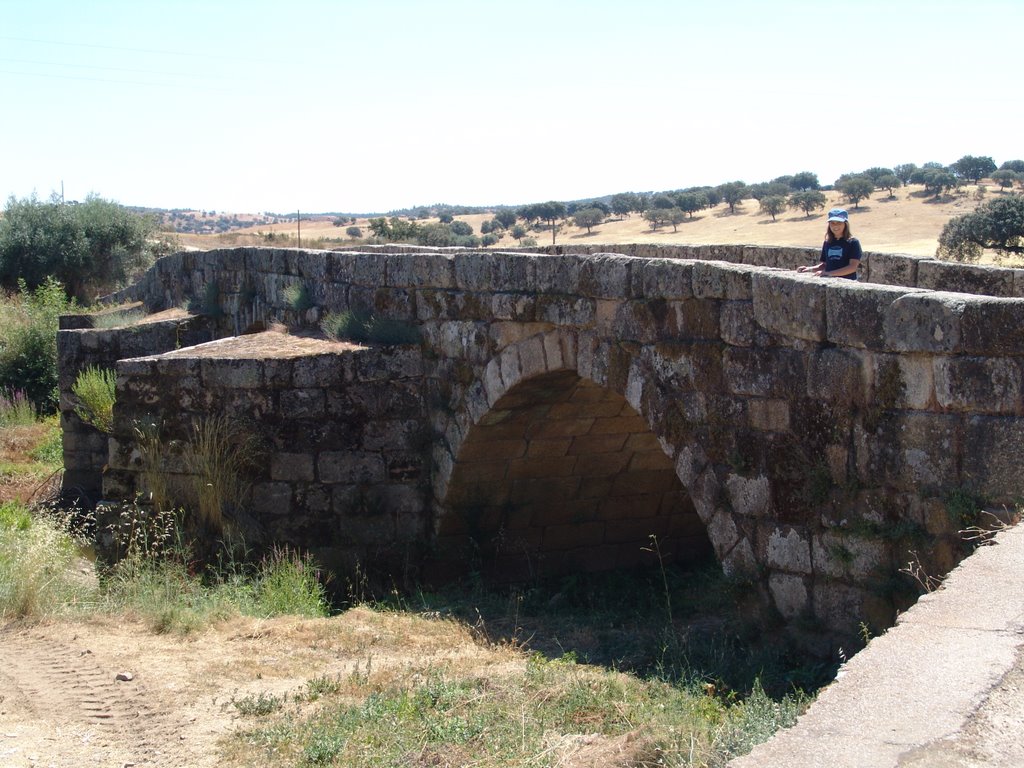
[57,244,1024,639]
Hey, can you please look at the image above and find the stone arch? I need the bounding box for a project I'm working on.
[432,330,714,581]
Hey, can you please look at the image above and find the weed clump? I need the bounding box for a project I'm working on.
[72,366,116,433]
[321,309,419,345]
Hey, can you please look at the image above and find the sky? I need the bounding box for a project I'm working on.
[2,0,1022,215]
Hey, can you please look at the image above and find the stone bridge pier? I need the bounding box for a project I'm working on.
[57,245,1024,640]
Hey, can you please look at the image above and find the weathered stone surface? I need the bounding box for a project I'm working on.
[752,272,826,341]
[883,292,966,352]
[961,296,1024,355]
[934,356,1021,413]
[631,258,693,299]
[767,526,812,573]
[806,348,867,406]
[693,261,756,300]
[726,473,771,517]
[918,259,1015,297]
[723,347,806,398]
[769,572,809,618]
[271,453,315,482]
[318,452,386,484]
[826,281,920,349]
[963,416,1024,502]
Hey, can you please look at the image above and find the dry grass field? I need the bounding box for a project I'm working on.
[172,185,1007,259]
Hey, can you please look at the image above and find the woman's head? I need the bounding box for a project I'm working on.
[825,208,851,241]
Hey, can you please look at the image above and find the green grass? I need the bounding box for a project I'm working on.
[0,502,98,619]
[228,650,805,767]
[72,366,117,433]
[321,310,420,345]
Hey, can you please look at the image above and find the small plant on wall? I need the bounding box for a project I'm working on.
[321,309,419,345]
[283,282,314,312]
[188,281,223,318]
[72,366,116,433]
[181,414,263,536]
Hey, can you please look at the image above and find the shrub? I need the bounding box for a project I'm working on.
[72,366,117,433]
[283,283,314,312]
[0,388,35,426]
[321,310,419,345]
[0,278,75,414]
[253,546,329,618]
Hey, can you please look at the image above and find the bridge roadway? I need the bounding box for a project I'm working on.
[732,520,1024,767]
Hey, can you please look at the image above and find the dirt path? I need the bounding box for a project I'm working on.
[0,622,234,767]
[0,609,515,767]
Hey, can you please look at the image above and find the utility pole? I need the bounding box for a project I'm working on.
[297,209,301,248]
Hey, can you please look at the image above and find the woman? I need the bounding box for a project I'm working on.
[797,208,862,279]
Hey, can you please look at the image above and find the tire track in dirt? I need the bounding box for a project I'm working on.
[0,627,207,767]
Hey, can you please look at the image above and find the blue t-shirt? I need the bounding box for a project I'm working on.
[820,237,862,279]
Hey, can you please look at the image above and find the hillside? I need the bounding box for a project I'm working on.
[168,185,1005,259]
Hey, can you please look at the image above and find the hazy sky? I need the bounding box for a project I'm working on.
[2,0,1021,214]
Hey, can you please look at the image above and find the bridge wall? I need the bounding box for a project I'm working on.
[58,246,1024,636]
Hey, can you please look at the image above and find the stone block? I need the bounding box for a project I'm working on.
[364,419,424,452]
[577,254,633,299]
[812,531,891,580]
[692,261,756,300]
[723,347,806,398]
[886,413,961,491]
[318,452,386,484]
[806,348,867,406]
[865,252,921,288]
[720,301,756,347]
[917,260,1015,297]
[271,453,315,482]
[963,416,1024,503]
[352,253,387,286]
[570,433,630,455]
[961,296,1024,355]
[543,521,605,550]
[534,253,583,294]
[490,293,538,322]
[769,573,809,619]
[517,335,547,379]
[871,353,933,410]
[766,526,812,573]
[386,253,455,289]
[292,355,345,388]
[812,581,866,634]
[883,291,966,353]
[536,295,596,325]
[751,272,826,341]
[825,281,919,349]
[725,473,771,517]
[706,507,740,558]
[280,388,326,420]
[934,356,1021,413]
[747,399,790,432]
[251,482,293,517]
[199,359,263,389]
[631,258,694,299]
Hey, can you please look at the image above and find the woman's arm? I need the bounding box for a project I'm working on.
[821,258,860,277]
[797,261,825,274]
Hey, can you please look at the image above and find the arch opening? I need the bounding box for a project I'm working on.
[437,370,713,582]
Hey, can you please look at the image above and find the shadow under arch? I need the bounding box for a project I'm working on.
[435,367,713,582]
